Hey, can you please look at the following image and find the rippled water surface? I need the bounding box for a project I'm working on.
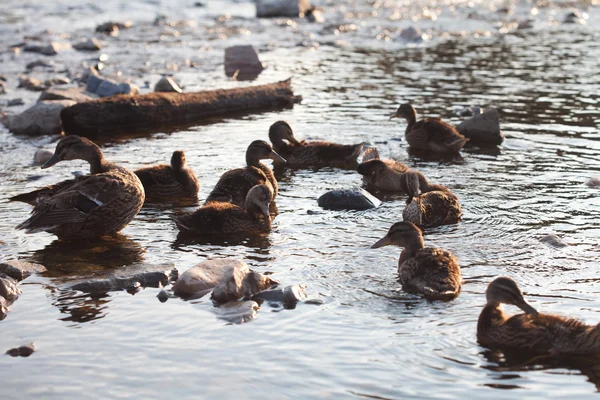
[1,0,600,398]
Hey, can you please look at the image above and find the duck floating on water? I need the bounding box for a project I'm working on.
[403,188,462,228]
[174,184,272,235]
[268,120,365,169]
[390,103,468,153]
[371,221,461,300]
[357,147,409,187]
[135,150,199,203]
[205,140,284,206]
[477,277,600,357]
[11,136,145,240]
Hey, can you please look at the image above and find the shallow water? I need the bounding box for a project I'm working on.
[1,0,600,398]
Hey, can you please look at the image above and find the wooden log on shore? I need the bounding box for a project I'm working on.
[60,79,302,137]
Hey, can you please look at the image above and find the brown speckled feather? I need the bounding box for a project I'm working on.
[135,164,199,202]
[174,202,270,235]
[403,190,462,228]
[205,166,274,206]
[274,141,365,169]
[406,118,468,153]
[398,247,461,299]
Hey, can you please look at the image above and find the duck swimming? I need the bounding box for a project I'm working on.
[403,188,462,228]
[11,136,145,240]
[390,103,468,153]
[268,120,365,168]
[371,221,461,299]
[205,140,284,206]
[357,147,409,187]
[174,184,272,235]
[357,163,443,199]
[477,277,600,357]
[135,150,199,203]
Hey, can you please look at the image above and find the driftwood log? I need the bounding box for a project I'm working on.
[60,79,302,137]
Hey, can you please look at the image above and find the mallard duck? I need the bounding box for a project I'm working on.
[174,184,272,235]
[134,150,199,203]
[205,140,284,206]
[357,163,444,199]
[10,136,145,240]
[357,147,409,187]
[268,120,365,168]
[390,103,468,153]
[371,221,461,299]
[403,188,462,228]
[477,277,600,356]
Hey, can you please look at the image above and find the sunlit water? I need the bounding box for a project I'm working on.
[1,0,600,398]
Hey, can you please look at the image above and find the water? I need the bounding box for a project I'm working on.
[1,0,600,398]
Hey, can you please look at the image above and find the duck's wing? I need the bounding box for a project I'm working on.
[134,165,173,187]
[9,176,88,205]
[401,248,461,299]
[417,191,462,227]
[360,147,380,162]
[421,118,468,152]
[205,167,266,206]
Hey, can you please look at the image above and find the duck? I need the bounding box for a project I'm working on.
[403,188,462,228]
[371,221,461,299]
[268,120,365,168]
[357,162,444,199]
[390,103,468,153]
[477,277,600,357]
[357,147,409,187]
[10,135,145,240]
[134,150,199,203]
[174,184,272,235]
[204,140,284,206]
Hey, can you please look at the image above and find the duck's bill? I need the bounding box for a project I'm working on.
[41,153,61,169]
[371,235,392,249]
[260,203,270,218]
[389,112,399,120]
[517,300,539,315]
[269,151,286,164]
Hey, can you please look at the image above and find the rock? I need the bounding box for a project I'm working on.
[64,263,178,293]
[0,75,6,82]
[174,259,247,298]
[564,10,588,24]
[26,60,55,71]
[33,149,53,165]
[224,45,264,80]
[540,234,568,248]
[253,284,307,309]
[6,344,35,357]
[0,82,5,94]
[157,289,169,303]
[586,178,600,188]
[0,260,47,281]
[86,74,140,97]
[305,7,325,23]
[317,188,381,211]
[154,76,183,93]
[455,106,481,117]
[38,87,95,103]
[194,1,206,7]
[455,109,504,146]
[23,42,71,56]
[0,274,20,301]
[73,37,102,51]
[256,0,311,18]
[0,296,8,320]
[44,77,70,87]
[211,266,277,304]
[7,99,24,107]
[213,301,259,323]
[3,100,75,136]
[399,26,424,42]
[18,76,46,91]
[96,21,132,36]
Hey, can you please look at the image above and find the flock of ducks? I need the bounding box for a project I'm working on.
[10,103,600,358]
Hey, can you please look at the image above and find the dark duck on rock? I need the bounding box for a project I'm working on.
[390,103,468,153]
[268,120,366,168]
[10,136,145,240]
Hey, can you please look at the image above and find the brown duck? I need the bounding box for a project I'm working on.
[478,277,600,356]
[403,187,462,228]
[269,120,365,168]
[390,103,468,153]
[11,136,145,240]
[174,184,272,235]
[205,140,284,206]
[357,162,443,199]
[358,147,409,187]
[135,150,199,203]
[371,221,461,299]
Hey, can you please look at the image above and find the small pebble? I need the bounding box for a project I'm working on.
[157,289,169,303]
[586,178,600,188]
[7,99,24,107]
[33,149,53,166]
[540,234,568,248]
[6,344,35,358]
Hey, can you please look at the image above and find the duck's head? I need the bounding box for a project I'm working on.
[268,121,299,145]
[246,140,286,164]
[245,184,273,218]
[357,159,387,178]
[371,221,424,249]
[390,103,416,121]
[171,150,187,171]
[485,277,538,315]
[42,135,101,169]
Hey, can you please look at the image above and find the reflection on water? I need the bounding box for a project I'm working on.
[50,288,112,324]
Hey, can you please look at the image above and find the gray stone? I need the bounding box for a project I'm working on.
[211,265,277,304]
[399,26,424,42]
[3,100,75,136]
[0,260,47,281]
[33,149,53,165]
[38,87,95,103]
[0,274,20,301]
[0,296,8,320]
[64,263,178,293]
[173,259,247,298]
[455,109,504,146]
[7,99,24,107]
[96,21,132,35]
[213,300,259,323]
[564,10,588,24]
[586,178,600,188]
[253,284,307,309]
[6,343,35,357]
[73,37,102,51]
[43,77,70,87]
[540,234,568,248]
[86,75,139,97]
[18,76,46,91]
[26,60,55,70]
[24,42,71,56]
[224,45,264,80]
[318,188,381,211]
[0,82,5,95]
[154,76,183,93]
[256,0,311,18]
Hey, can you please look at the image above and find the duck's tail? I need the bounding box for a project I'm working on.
[358,146,380,163]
